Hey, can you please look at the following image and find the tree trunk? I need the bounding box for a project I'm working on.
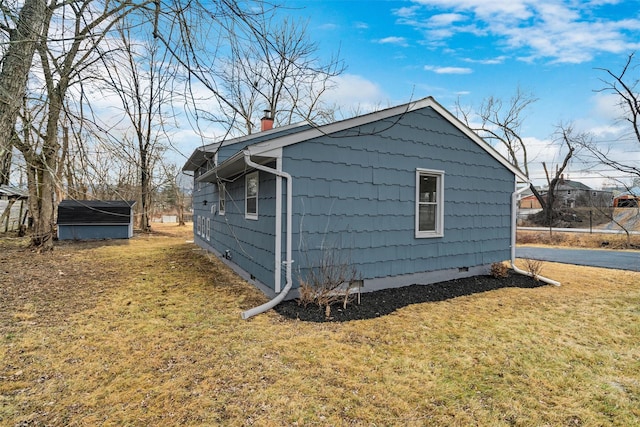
[0,0,47,184]
[0,199,16,231]
[139,150,152,231]
[529,184,546,210]
[32,161,56,250]
[546,179,557,227]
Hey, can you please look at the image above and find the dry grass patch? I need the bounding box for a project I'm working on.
[518,229,640,249]
[1,224,639,426]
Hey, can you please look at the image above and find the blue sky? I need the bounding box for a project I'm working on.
[279,0,640,187]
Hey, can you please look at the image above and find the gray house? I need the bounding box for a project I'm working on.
[183,97,527,304]
[553,178,612,208]
[57,200,136,240]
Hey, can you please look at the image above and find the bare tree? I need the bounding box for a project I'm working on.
[568,52,640,245]
[98,25,174,231]
[0,0,48,185]
[457,87,537,176]
[587,52,640,181]
[541,124,583,227]
[456,87,545,205]
[196,5,345,135]
[159,163,189,226]
[3,0,269,249]
[12,0,155,249]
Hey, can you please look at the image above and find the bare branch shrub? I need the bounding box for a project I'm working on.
[297,247,361,317]
[524,258,545,280]
[490,262,509,279]
[297,280,316,308]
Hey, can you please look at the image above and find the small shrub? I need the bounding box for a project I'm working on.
[490,262,509,279]
[524,258,544,280]
[296,248,361,316]
[297,281,315,308]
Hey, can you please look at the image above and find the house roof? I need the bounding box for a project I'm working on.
[186,96,529,183]
[557,179,592,190]
[182,122,311,172]
[57,200,136,225]
[0,185,28,199]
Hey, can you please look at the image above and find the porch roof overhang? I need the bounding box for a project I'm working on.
[196,149,279,183]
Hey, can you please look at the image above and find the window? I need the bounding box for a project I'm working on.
[245,172,258,220]
[416,169,444,238]
[206,218,210,241]
[218,183,226,215]
[196,215,201,236]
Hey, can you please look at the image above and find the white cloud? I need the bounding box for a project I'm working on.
[318,23,338,31]
[377,36,409,46]
[405,0,640,63]
[424,65,473,74]
[394,5,421,18]
[463,55,508,64]
[324,74,387,109]
[590,92,626,122]
[427,13,467,26]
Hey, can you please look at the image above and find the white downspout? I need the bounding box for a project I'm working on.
[241,151,294,319]
[511,182,561,286]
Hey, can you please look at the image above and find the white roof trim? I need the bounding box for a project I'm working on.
[245,97,528,182]
[246,98,433,156]
[189,96,528,182]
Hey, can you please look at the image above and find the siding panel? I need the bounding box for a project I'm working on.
[194,165,278,289]
[285,106,515,287]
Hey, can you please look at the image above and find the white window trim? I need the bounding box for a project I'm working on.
[245,171,259,220]
[218,183,226,216]
[415,169,444,238]
[206,217,211,241]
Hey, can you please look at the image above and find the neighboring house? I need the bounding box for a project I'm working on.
[553,178,612,208]
[57,200,136,240]
[0,185,28,232]
[516,188,543,224]
[183,97,528,299]
[519,194,543,209]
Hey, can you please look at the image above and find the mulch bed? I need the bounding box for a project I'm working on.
[274,272,545,322]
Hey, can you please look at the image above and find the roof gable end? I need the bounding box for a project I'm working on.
[244,97,527,181]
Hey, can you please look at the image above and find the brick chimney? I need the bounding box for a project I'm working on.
[260,109,273,132]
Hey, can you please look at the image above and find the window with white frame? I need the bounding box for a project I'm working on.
[206,217,210,241]
[196,215,201,236]
[218,183,226,215]
[415,169,444,238]
[245,172,258,220]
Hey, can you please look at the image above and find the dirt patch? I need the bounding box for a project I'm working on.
[274,272,545,322]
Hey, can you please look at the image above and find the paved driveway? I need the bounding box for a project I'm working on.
[516,246,640,272]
